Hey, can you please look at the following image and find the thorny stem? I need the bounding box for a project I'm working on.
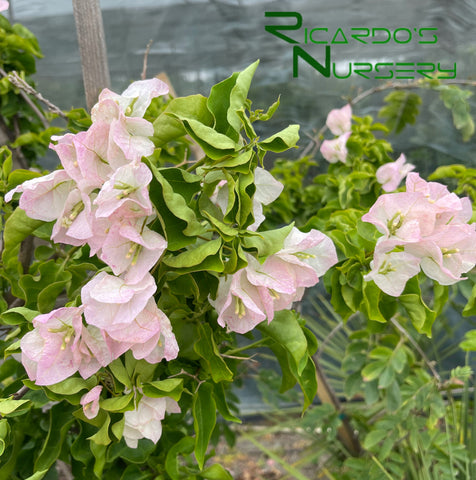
[1,69,67,121]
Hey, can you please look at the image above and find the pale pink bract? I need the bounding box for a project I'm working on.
[326,104,352,136]
[320,132,351,164]
[80,385,103,420]
[123,395,180,448]
[376,154,415,192]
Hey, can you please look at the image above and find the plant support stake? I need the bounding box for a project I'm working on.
[72,0,111,111]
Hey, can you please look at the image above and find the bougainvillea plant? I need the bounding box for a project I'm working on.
[0,58,341,479]
[2,5,476,477]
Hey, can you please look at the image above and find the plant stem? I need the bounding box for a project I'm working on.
[226,338,269,355]
[371,455,394,480]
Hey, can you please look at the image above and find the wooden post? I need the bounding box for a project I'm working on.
[72,0,111,111]
[314,360,362,456]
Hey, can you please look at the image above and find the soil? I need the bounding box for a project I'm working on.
[214,425,319,479]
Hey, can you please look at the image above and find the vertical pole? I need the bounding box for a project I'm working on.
[72,0,111,111]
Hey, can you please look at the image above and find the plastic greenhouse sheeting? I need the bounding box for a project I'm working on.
[8,0,476,412]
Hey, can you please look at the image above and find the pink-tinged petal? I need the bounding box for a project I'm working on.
[51,188,94,246]
[82,272,156,328]
[6,170,75,222]
[49,132,85,184]
[326,104,352,135]
[91,97,121,124]
[94,163,153,219]
[0,1,9,12]
[123,394,179,448]
[142,307,179,363]
[248,167,284,231]
[320,132,350,164]
[99,222,167,284]
[108,115,155,164]
[210,269,268,334]
[21,307,85,385]
[77,325,115,377]
[246,254,297,294]
[120,78,169,117]
[281,227,338,278]
[364,251,421,297]
[106,298,161,344]
[376,154,415,192]
[406,172,465,215]
[408,224,476,285]
[361,192,436,241]
[80,385,103,419]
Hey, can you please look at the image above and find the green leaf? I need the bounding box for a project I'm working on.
[202,211,238,242]
[181,118,238,160]
[258,124,300,152]
[165,436,195,480]
[361,361,386,382]
[146,163,205,250]
[0,398,31,416]
[141,378,184,401]
[242,223,294,260]
[252,96,280,122]
[361,281,387,323]
[363,429,388,450]
[386,380,401,412]
[24,470,48,480]
[296,356,318,411]
[91,441,107,478]
[378,91,422,134]
[153,94,214,146]
[207,60,259,142]
[164,238,223,270]
[378,365,395,389]
[34,403,76,472]
[400,277,436,336]
[100,392,134,413]
[208,72,242,142]
[194,323,233,383]
[213,382,241,423]
[267,342,297,393]
[88,413,111,445]
[193,382,216,470]
[46,376,97,395]
[227,60,260,135]
[369,346,393,360]
[7,169,42,189]
[111,417,125,442]
[108,358,132,389]
[19,260,72,311]
[460,330,476,351]
[344,371,363,399]
[437,84,475,141]
[0,307,39,325]
[258,310,308,376]
[200,463,233,480]
[2,208,44,297]
[0,146,12,179]
[236,108,256,140]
